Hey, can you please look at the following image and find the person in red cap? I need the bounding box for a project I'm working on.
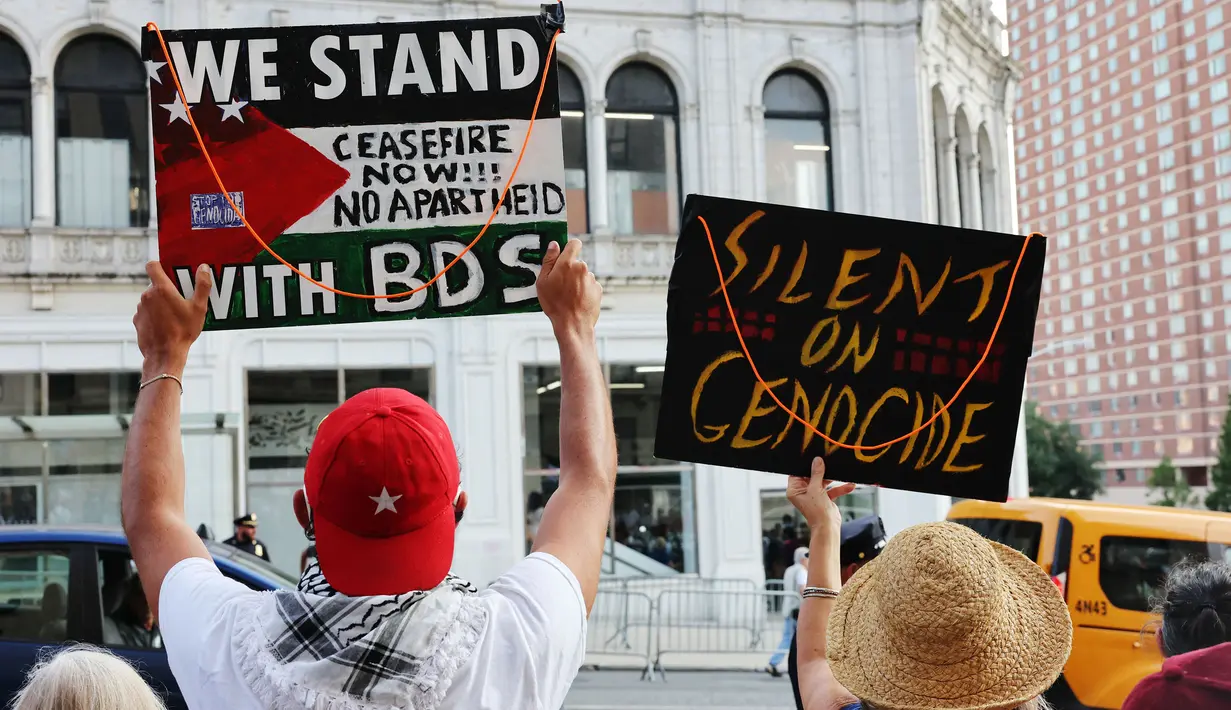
[121,238,616,710]
[1121,641,1231,710]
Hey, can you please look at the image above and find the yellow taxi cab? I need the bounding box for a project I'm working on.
[947,497,1231,710]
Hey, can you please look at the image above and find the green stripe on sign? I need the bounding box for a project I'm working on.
[200,221,568,331]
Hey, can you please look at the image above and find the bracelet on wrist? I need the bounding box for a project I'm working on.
[139,373,184,395]
[801,586,840,600]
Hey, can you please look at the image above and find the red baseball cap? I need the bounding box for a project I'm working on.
[304,388,460,596]
[1121,641,1231,710]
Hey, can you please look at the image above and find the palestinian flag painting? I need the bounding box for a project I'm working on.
[141,14,567,331]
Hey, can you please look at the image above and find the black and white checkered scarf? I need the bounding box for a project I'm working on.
[230,552,487,710]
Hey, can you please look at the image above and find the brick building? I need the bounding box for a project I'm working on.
[1008,0,1229,503]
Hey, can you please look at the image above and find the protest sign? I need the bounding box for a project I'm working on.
[654,195,1046,502]
[141,14,566,331]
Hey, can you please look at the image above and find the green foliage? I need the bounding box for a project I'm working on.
[1148,456,1199,508]
[1025,402,1104,500]
[1206,395,1231,512]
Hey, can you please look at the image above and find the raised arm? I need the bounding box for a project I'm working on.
[530,239,616,615]
[788,459,861,710]
[122,262,214,616]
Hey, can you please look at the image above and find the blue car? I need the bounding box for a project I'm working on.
[0,525,297,709]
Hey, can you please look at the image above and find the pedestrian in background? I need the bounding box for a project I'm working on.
[766,546,808,677]
[221,512,270,562]
[9,645,166,710]
[788,457,1071,710]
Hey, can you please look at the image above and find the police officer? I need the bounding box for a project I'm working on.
[222,513,271,562]
[787,515,886,710]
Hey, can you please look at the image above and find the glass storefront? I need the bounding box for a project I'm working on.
[0,372,135,527]
[758,487,877,582]
[522,364,697,575]
[244,368,432,575]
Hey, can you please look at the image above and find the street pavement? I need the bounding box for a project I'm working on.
[562,670,796,710]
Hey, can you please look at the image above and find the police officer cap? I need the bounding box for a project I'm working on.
[234,512,259,527]
[839,515,886,567]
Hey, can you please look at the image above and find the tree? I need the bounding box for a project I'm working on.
[1148,456,1199,508]
[1207,395,1231,512]
[1025,402,1104,499]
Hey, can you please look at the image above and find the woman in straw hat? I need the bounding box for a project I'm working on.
[788,457,1072,710]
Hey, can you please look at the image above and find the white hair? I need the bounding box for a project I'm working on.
[794,546,810,565]
[9,645,166,710]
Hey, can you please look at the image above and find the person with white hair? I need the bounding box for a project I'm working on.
[767,543,810,676]
[9,645,166,710]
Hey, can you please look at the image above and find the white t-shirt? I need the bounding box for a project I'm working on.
[782,563,807,614]
[159,552,587,710]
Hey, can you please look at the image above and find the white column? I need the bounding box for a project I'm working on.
[878,489,951,539]
[1008,390,1031,499]
[749,104,767,203]
[30,75,55,228]
[982,165,1000,231]
[586,98,609,234]
[941,135,961,227]
[966,153,983,231]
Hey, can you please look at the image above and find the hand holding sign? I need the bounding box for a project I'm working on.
[134,262,211,376]
[786,458,857,537]
[536,239,602,339]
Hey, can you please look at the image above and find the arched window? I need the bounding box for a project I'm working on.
[0,34,32,226]
[763,70,834,210]
[605,63,680,236]
[55,36,148,228]
[558,64,588,235]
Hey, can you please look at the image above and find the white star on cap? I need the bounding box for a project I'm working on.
[160,98,190,124]
[369,487,402,515]
[219,98,248,123]
[145,60,167,84]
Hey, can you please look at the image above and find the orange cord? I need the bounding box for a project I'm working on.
[698,215,1037,452]
[145,19,562,300]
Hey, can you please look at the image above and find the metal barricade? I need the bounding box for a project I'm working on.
[584,589,656,678]
[651,588,800,674]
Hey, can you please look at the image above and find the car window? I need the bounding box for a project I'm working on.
[951,518,1045,561]
[0,550,71,643]
[1099,536,1210,612]
[209,543,298,589]
[97,549,163,651]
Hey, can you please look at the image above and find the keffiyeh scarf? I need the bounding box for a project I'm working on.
[230,553,488,710]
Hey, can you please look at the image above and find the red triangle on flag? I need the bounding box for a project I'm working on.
[154,104,350,272]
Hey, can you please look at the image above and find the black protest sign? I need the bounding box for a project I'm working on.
[654,195,1046,502]
[141,14,566,331]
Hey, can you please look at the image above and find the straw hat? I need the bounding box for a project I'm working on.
[827,522,1072,710]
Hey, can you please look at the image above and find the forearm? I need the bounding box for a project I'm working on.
[556,328,617,491]
[121,360,189,533]
[796,528,842,666]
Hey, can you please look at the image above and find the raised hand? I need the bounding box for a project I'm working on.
[536,239,602,338]
[786,458,857,536]
[133,261,211,376]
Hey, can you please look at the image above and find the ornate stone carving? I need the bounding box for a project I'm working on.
[88,237,113,264]
[121,237,146,263]
[59,236,83,263]
[31,75,49,96]
[1,236,25,263]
